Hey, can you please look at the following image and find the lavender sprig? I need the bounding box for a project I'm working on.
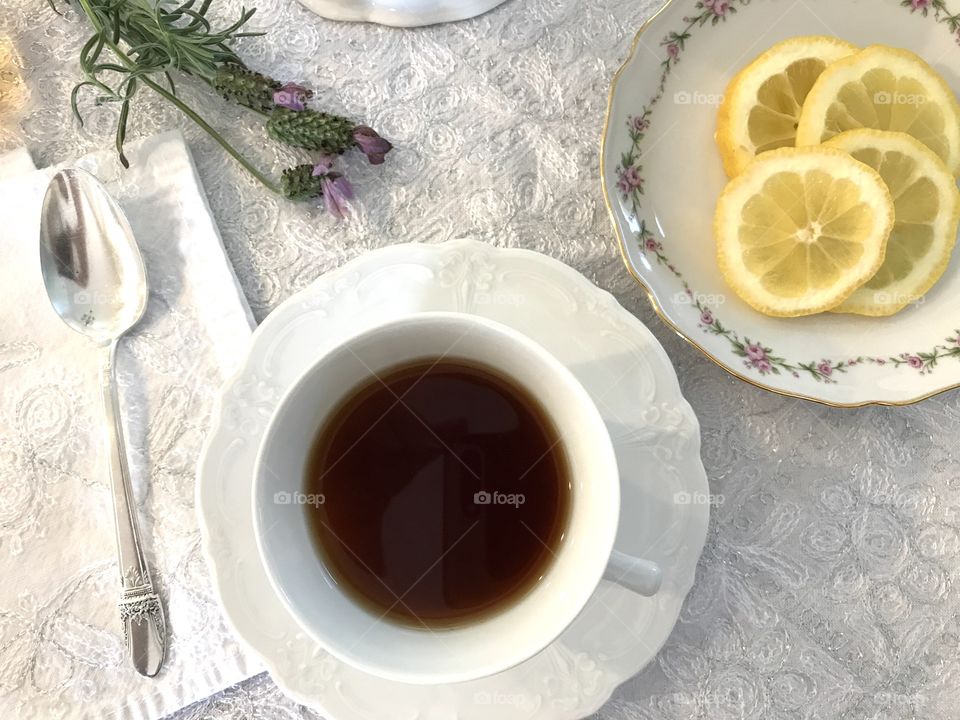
[266,107,355,154]
[60,0,393,215]
[212,65,280,113]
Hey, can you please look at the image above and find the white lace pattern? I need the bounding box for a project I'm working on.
[3,0,959,718]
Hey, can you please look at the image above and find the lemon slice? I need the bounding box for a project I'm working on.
[796,45,960,176]
[715,147,894,317]
[716,36,857,177]
[822,129,960,316]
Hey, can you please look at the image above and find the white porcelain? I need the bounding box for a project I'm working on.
[253,312,662,684]
[294,0,509,27]
[602,0,960,407]
[197,240,709,720]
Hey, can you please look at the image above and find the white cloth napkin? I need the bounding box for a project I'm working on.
[0,131,260,719]
[0,147,35,180]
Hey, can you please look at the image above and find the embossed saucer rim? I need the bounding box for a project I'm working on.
[197,239,709,719]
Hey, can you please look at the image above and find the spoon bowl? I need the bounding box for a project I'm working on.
[39,168,147,345]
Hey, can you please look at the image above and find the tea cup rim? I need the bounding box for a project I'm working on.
[252,311,621,684]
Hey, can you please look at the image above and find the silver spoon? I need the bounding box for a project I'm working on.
[38,168,166,677]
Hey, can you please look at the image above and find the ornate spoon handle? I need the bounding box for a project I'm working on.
[102,341,166,677]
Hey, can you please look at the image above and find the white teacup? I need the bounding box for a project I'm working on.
[253,312,661,685]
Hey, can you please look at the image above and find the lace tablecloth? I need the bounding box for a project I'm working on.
[3,0,959,718]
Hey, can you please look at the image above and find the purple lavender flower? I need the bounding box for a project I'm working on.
[353,126,393,165]
[273,83,313,111]
[311,154,338,177]
[311,158,354,219]
[321,174,354,220]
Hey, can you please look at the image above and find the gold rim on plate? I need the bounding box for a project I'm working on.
[598,0,960,409]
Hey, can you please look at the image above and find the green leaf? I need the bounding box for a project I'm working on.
[70,81,98,126]
[116,93,131,169]
[79,33,105,70]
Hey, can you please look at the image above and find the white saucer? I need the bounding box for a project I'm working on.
[196,240,710,720]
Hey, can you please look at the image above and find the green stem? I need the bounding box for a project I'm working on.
[75,0,282,195]
[139,75,281,192]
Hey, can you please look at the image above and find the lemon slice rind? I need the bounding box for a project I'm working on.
[716,35,858,177]
[715,146,895,317]
[824,129,960,316]
[796,45,960,177]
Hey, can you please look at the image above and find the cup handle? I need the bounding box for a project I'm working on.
[603,549,662,596]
